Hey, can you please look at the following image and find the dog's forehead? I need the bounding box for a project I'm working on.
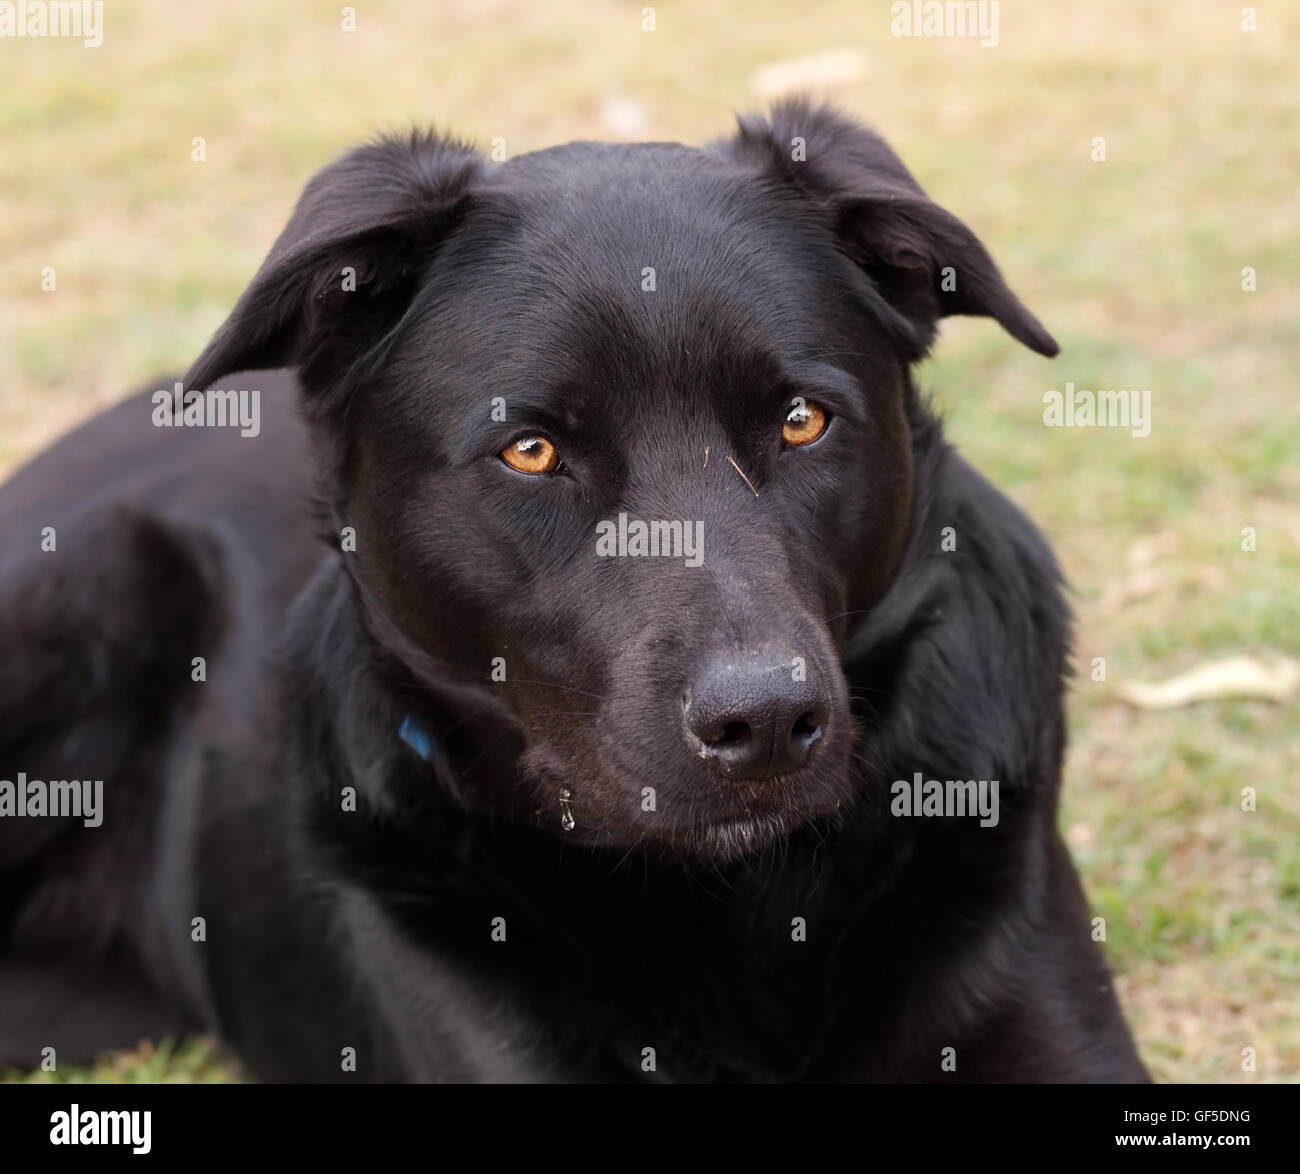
[492,138,736,204]
[463,142,840,317]
[410,142,861,419]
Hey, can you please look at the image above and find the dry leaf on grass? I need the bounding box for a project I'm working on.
[1099,566,1175,610]
[750,49,866,98]
[1115,656,1300,709]
[1098,565,1227,612]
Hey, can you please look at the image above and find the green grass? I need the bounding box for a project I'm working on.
[1,0,1296,1083]
[2,1038,235,1084]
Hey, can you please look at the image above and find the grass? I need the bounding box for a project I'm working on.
[3,1038,235,1084]
[1,0,1296,1083]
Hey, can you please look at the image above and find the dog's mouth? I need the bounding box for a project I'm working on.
[521,740,852,862]
[565,797,842,863]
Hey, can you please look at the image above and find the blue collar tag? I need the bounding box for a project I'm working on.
[399,715,435,762]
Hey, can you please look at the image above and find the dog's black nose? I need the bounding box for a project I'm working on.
[684,655,828,779]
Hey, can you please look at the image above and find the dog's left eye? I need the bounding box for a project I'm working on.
[501,436,561,475]
[782,400,828,447]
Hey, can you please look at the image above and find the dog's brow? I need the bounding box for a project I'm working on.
[782,361,867,421]
[785,360,861,390]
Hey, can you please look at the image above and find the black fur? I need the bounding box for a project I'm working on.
[0,101,1145,1082]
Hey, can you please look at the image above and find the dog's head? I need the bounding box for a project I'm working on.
[187,101,1056,861]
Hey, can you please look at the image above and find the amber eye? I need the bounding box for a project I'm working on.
[501,435,560,475]
[782,400,828,447]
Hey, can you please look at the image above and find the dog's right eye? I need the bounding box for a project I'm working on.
[501,436,561,475]
[782,399,828,447]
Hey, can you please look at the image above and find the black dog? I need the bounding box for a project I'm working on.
[0,101,1146,1082]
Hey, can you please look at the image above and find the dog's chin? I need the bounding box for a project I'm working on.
[562,801,836,865]
[681,810,814,863]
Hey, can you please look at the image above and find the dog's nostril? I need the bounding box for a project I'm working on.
[708,720,752,749]
[791,711,823,746]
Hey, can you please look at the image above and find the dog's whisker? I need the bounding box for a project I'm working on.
[507,678,609,703]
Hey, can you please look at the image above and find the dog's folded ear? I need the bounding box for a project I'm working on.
[185,132,483,403]
[724,99,1058,360]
